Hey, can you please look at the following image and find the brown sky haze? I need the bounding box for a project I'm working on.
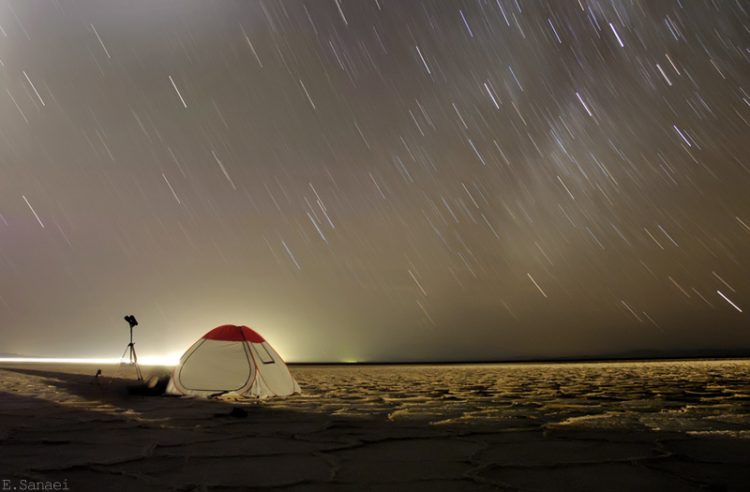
[0,0,748,362]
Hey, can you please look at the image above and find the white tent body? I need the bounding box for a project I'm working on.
[167,325,301,399]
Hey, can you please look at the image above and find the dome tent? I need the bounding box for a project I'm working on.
[167,324,301,399]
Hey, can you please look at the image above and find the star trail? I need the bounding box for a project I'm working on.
[0,0,748,362]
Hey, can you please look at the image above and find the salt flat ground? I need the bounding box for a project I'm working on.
[0,360,748,491]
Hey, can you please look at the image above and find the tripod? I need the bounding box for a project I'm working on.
[121,325,143,381]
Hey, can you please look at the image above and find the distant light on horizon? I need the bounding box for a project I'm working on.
[0,353,181,366]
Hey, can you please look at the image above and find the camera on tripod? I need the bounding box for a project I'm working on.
[121,314,143,381]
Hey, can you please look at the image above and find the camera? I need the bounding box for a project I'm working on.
[124,315,138,328]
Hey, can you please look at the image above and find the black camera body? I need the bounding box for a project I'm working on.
[124,315,138,328]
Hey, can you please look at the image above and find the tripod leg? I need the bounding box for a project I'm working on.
[131,345,143,381]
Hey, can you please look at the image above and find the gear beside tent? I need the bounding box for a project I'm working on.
[167,324,301,399]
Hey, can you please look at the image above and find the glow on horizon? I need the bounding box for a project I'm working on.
[0,353,182,366]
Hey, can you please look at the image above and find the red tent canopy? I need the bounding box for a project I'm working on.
[202,324,265,343]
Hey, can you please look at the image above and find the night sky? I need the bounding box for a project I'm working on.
[0,0,748,362]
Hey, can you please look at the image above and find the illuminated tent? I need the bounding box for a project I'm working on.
[167,324,301,399]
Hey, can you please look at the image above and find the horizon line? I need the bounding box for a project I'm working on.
[1,353,749,366]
